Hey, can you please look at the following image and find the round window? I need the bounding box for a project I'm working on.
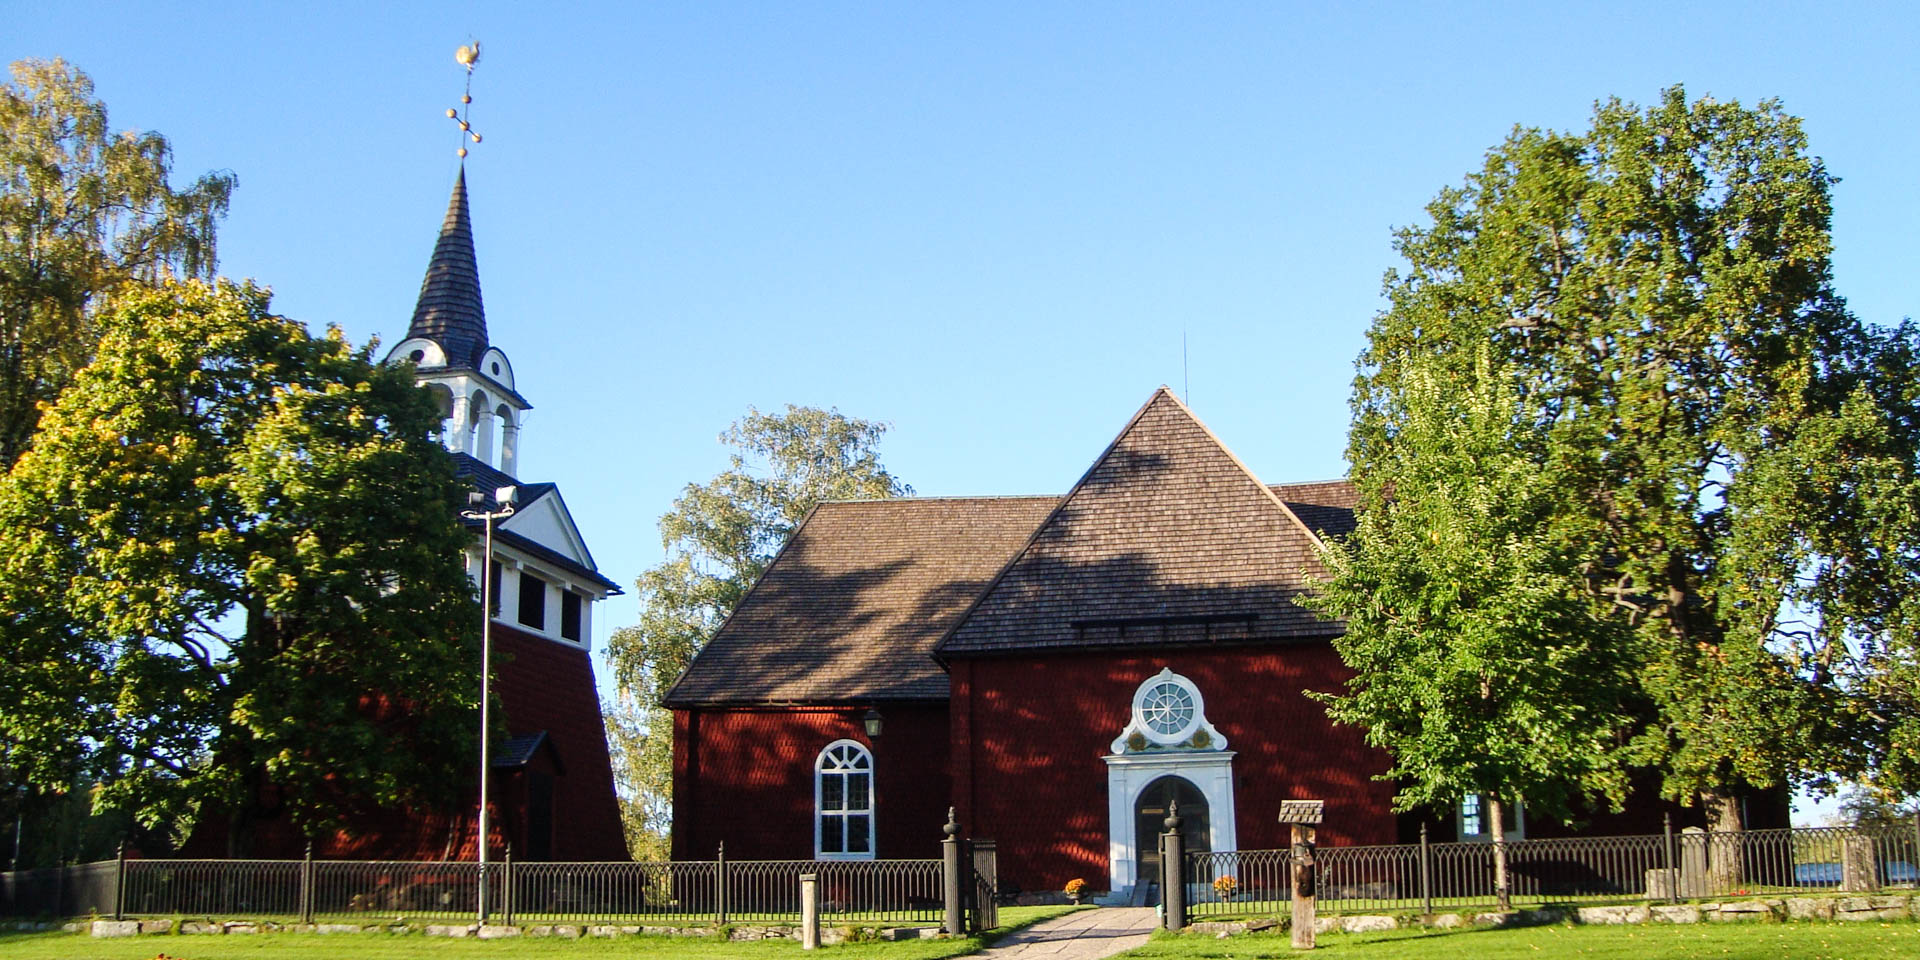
[1130,670,1205,745]
[491,361,501,375]
[1141,682,1194,735]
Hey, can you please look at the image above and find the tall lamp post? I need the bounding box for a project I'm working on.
[462,484,516,922]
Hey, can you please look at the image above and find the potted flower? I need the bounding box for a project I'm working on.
[1212,874,1238,903]
[1064,877,1088,905]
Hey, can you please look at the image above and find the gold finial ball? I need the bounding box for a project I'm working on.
[462,94,472,104]
[445,108,458,119]
[456,42,481,67]
[471,133,483,143]
[457,147,469,158]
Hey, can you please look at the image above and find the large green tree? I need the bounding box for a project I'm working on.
[0,280,479,854]
[603,405,910,858]
[1320,87,1920,838]
[0,58,234,470]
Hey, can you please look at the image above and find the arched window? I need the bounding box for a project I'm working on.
[815,740,874,859]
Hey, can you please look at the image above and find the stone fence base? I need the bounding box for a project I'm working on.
[1186,893,1920,937]
[85,918,946,942]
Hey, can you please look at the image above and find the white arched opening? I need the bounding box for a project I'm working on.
[424,384,455,449]
[815,739,875,860]
[472,389,495,466]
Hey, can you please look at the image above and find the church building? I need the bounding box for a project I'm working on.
[665,387,1782,899]
[378,168,629,862]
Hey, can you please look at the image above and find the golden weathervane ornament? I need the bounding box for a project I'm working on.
[446,41,483,159]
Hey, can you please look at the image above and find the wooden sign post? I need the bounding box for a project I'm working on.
[1277,800,1324,950]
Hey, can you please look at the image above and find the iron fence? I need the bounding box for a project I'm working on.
[1185,822,1919,917]
[1,854,942,926]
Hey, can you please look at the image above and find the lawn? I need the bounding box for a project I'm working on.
[0,906,1083,960]
[1119,921,1920,959]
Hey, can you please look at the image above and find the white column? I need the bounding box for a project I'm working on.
[448,394,473,456]
[499,418,520,477]
[475,406,496,466]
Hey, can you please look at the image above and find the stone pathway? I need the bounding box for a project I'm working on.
[971,907,1159,960]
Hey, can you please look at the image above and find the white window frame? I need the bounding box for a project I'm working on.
[814,739,876,860]
[1457,794,1526,842]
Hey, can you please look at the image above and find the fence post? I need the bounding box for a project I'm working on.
[1663,813,1678,904]
[300,841,314,924]
[942,808,963,936]
[716,842,728,925]
[1419,822,1432,916]
[112,841,126,921]
[502,844,514,927]
[1162,801,1185,932]
[799,873,819,949]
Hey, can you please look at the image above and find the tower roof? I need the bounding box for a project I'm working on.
[405,168,488,367]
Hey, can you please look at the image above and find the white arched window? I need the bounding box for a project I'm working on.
[815,740,874,859]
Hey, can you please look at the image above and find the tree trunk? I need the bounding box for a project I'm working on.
[1488,796,1510,911]
[1704,789,1745,893]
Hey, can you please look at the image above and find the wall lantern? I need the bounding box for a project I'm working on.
[862,708,884,738]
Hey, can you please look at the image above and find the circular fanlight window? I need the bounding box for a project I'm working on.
[1131,670,1205,745]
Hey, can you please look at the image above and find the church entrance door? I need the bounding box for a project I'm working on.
[1133,775,1210,902]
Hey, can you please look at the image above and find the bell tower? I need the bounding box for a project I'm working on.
[383,168,530,477]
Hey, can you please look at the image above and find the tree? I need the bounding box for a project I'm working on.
[0,58,235,470]
[0,280,479,854]
[1308,345,1637,909]
[603,406,910,857]
[1322,87,1920,841]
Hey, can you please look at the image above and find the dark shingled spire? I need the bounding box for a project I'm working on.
[406,168,488,367]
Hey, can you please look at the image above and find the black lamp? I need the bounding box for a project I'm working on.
[862,708,883,738]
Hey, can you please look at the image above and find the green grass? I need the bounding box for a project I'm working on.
[1118,921,1920,959]
[0,906,1085,960]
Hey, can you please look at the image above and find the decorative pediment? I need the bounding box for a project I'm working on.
[500,488,595,570]
[1109,668,1228,754]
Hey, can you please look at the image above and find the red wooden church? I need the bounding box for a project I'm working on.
[665,388,1783,899]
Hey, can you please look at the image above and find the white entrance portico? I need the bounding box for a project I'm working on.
[1102,669,1236,899]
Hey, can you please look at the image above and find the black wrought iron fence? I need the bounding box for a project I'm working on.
[1,855,943,926]
[1185,822,1919,917]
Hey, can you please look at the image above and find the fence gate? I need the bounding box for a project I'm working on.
[967,839,998,933]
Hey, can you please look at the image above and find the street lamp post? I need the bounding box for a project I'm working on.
[462,484,516,923]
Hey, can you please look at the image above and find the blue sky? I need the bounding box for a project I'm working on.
[10,2,1917,822]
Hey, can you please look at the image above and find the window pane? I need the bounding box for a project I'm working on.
[518,571,546,629]
[847,815,870,853]
[820,815,843,853]
[560,591,582,641]
[848,772,870,812]
[822,773,844,812]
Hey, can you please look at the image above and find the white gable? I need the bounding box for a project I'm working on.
[500,488,595,570]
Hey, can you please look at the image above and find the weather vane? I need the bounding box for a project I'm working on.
[446,41,483,159]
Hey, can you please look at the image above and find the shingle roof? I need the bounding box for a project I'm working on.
[662,495,1061,707]
[1271,480,1359,539]
[935,387,1343,656]
[406,168,489,368]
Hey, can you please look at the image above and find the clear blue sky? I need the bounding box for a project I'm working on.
[11,2,1917,821]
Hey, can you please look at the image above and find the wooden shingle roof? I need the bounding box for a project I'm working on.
[407,169,489,368]
[663,388,1358,706]
[662,495,1060,707]
[936,387,1344,656]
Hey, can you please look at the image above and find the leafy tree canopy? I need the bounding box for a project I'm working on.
[0,58,234,469]
[603,405,910,857]
[1318,87,1920,829]
[0,280,479,854]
